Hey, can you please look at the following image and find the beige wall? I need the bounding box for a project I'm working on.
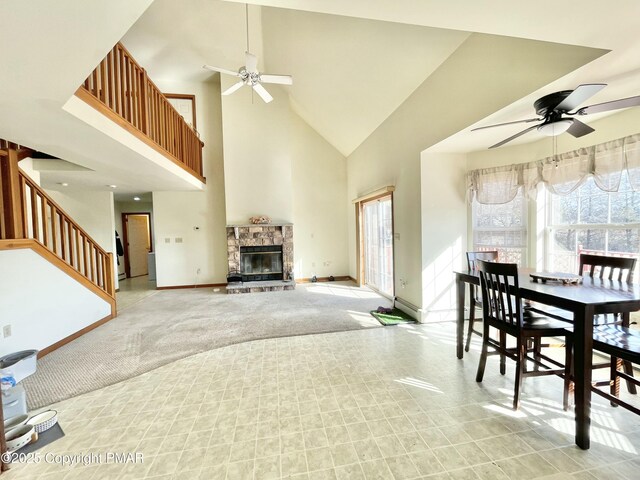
[421,152,468,320]
[152,78,228,287]
[221,78,294,225]
[220,75,349,280]
[347,33,598,312]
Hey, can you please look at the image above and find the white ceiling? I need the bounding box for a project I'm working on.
[121,0,640,157]
[4,0,640,196]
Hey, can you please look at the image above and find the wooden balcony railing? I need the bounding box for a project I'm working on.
[0,142,115,300]
[76,42,205,182]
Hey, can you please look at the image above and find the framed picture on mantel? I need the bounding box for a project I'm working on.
[165,93,197,132]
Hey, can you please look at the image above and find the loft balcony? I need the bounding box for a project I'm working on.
[74,42,205,183]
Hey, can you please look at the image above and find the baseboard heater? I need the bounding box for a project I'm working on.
[394,296,421,321]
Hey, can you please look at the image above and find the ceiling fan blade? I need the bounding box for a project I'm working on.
[577,95,640,115]
[489,125,539,149]
[554,83,606,112]
[245,52,258,73]
[260,74,293,85]
[471,118,540,131]
[203,64,240,77]
[566,118,594,138]
[222,81,245,96]
[253,83,273,103]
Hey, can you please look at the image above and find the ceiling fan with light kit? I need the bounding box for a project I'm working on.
[473,83,640,148]
[202,4,292,103]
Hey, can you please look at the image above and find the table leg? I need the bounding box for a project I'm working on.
[573,305,594,450]
[456,274,465,359]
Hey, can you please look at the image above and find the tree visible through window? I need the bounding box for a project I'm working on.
[547,174,640,274]
[472,191,527,265]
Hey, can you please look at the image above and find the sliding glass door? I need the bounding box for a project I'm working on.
[362,195,394,297]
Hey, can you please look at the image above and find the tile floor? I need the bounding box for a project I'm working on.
[6,322,640,480]
[116,275,158,311]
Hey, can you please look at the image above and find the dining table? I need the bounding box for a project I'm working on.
[454,267,640,450]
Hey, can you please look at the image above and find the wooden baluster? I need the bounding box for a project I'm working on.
[122,51,131,121]
[75,228,81,273]
[115,46,122,116]
[58,211,67,261]
[41,197,49,247]
[51,205,58,256]
[82,236,89,277]
[30,189,39,242]
[107,49,115,110]
[67,221,74,266]
[99,56,107,103]
[90,244,96,283]
[0,148,24,238]
[91,68,98,98]
[140,70,148,134]
[125,55,132,123]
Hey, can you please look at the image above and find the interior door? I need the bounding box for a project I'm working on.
[126,214,151,277]
[363,195,394,297]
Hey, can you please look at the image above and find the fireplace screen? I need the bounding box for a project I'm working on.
[240,245,283,281]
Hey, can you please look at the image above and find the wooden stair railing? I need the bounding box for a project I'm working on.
[76,42,205,182]
[0,142,115,300]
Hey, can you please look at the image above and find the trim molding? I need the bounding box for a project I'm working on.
[296,275,351,284]
[74,87,206,184]
[352,186,395,204]
[156,283,227,290]
[348,276,358,284]
[38,313,114,358]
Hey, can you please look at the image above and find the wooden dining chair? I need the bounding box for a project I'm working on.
[579,253,638,394]
[465,251,498,352]
[475,260,574,410]
[591,325,640,415]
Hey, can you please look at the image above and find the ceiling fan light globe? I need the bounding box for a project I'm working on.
[538,119,573,136]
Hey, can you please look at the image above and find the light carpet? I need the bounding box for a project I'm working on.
[23,282,389,408]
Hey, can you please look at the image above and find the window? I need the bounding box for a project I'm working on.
[472,190,527,265]
[546,174,640,274]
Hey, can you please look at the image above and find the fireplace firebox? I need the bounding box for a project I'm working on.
[239,245,283,281]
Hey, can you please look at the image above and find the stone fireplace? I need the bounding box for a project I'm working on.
[226,224,294,293]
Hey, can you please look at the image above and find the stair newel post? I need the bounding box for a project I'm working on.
[106,252,116,298]
[0,147,25,240]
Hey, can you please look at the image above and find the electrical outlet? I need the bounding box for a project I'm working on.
[3,325,11,338]
[175,237,183,243]
[196,268,201,275]
[164,238,170,244]
[312,262,316,267]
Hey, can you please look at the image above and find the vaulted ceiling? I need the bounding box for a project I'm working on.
[122,0,640,156]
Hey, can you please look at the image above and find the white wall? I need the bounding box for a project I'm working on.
[347,33,601,311]
[18,158,40,185]
[0,248,111,356]
[152,78,228,287]
[221,79,294,224]
[44,189,118,288]
[290,101,348,279]
[420,152,467,321]
[150,70,349,287]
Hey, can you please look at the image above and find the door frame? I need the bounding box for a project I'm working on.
[122,212,153,278]
[355,188,395,298]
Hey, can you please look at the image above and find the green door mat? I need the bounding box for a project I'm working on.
[370,308,417,325]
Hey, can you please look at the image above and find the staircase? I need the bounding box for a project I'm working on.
[0,140,116,323]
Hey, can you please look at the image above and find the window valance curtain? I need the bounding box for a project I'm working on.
[467,133,640,204]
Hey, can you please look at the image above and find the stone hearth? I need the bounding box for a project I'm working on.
[226,224,294,293]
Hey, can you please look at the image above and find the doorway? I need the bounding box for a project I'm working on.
[358,193,394,297]
[122,213,152,278]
